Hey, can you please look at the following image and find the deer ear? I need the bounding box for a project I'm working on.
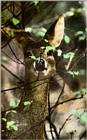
[49,15,64,48]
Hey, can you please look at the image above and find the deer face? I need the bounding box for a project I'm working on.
[24,15,64,80]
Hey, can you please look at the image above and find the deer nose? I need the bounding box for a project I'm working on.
[33,58,48,71]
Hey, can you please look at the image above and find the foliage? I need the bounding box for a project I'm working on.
[73,88,87,97]
[32,0,39,5]
[4,27,14,37]
[12,17,20,26]
[71,109,87,125]
[63,52,74,59]
[75,30,86,41]
[2,118,18,131]
[6,121,18,131]
[24,100,33,106]
[68,70,80,78]
[64,34,71,44]
[29,54,37,60]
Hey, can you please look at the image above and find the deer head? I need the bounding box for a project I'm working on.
[21,15,65,82]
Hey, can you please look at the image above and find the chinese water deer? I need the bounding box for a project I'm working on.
[19,15,73,139]
[2,15,87,139]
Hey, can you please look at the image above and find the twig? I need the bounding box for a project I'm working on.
[1,73,62,93]
[47,83,55,139]
[51,95,83,111]
[2,51,24,65]
[59,115,72,137]
[80,130,87,139]
[1,37,14,49]
[8,43,24,64]
[1,64,24,83]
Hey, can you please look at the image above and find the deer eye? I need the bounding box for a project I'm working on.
[47,50,53,56]
[33,58,48,71]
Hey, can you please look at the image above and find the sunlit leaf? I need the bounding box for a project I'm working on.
[6,121,18,131]
[36,31,45,37]
[63,52,74,59]
[25,27,32,33]
[11,125,18,131]
[85,28,87,32]
[80,112,87,125]
[24,100,33,106]
[77,8,83,13]
[64,35,70,44]
[64,11,74,17]
[71,109,84,116]
[2,118,7,122]
[73,88,87,96]
[29,55,37,60]
[67,70,80,78]
[32,0,39,5]
[9,99,18,107]
[45,45,55,53]
[75,31,84,36]
[78,35,85,41]
[6,121,15,129]
[73,90,81,96]
[74,71,80,76]
[44,39,48,43]
[41,46,45,50]
[81,88,87,94]
[12,17,20,26]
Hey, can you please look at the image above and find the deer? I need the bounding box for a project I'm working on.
[2,15,87,139]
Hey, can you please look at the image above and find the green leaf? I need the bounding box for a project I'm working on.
[80,112,87,125]
[81,88,87,94]
[6,121,18,131]
[73,88,87,97]
[68,71,74,77]
[77,8,83,13]
[11,125,18,131]
[44,39,48,43]
[36,31,45,37]
[25,27,32,33]
[6,121,15,130]
[12,17,20,26]
[63,52,74,59]
[24,100,33,106]
[45,45,55,53]
[41,46,45,50]
[85,28,87,32]
[64,11,74,17]
[9,99,18,107]
[78,35,85,41]
[71,109,84,116]
[29,55,37,60]
[75,31,84,36]
[64,35,70,44]
[2,118,7,122]
[74,71,80,76]
[68,70,80,78]
[32,0,39,5]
